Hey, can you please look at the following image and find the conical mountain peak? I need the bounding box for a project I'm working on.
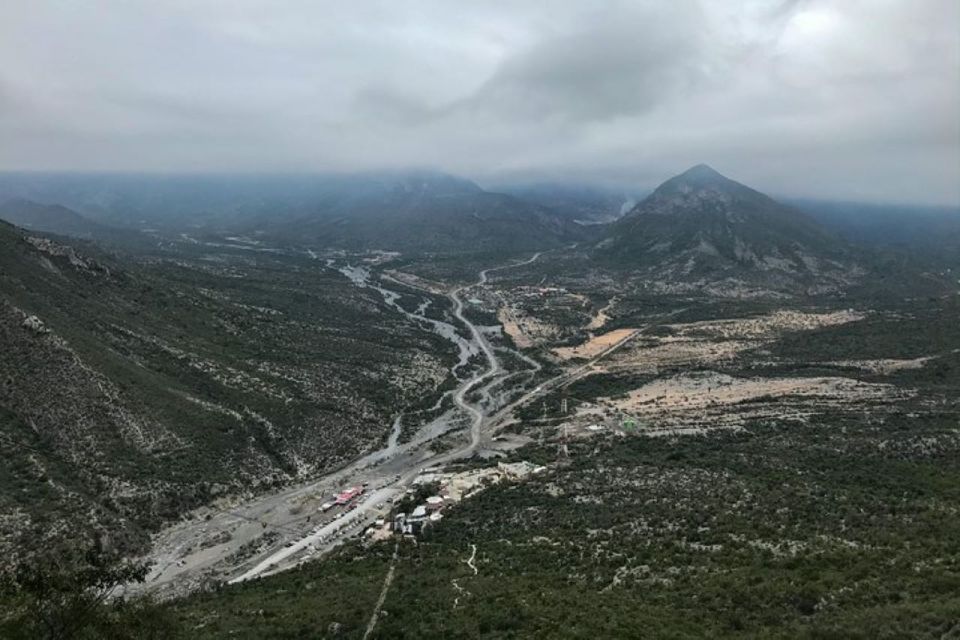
[679,163,725,181]
[655,164,741,194]
[600,164,852,292]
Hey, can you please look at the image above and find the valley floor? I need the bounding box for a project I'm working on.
[4,228,958,638]
[163,263,960,638]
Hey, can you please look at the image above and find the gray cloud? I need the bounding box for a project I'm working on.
[0,0,957,205]
[455,3,709,123]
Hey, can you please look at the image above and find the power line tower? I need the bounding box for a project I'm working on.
[560,397,568,415]
[557,424,569,459]
[538,401,548,447]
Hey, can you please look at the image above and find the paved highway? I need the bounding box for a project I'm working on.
[133,252,634,596]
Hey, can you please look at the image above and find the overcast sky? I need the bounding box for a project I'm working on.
[1,1,957,205]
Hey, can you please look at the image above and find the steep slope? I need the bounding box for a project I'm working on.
[0,198,105,237]
[0,221,454,559]
[267,171,586,253]
[598,165,859,296]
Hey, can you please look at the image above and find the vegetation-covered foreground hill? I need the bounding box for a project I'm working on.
[0,221,455,559]
[172,417,959,639]
[171,296,960,639]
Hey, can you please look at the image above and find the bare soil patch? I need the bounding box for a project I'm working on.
[498,306,560,349]
[553,328,637,360]
[605,310,864,373]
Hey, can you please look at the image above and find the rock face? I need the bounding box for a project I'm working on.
[21,315,49,334]
[25,236,110,275]
[597,164,860,297]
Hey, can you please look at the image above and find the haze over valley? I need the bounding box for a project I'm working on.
[1,2,958,639]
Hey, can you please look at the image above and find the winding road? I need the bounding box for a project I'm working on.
[448,252,542,451]
[135,250,631,595]
[227,253,544,583]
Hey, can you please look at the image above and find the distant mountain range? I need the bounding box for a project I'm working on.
[0,199,105,237]
[0,168,955,269]
[0,172,590,253]
[260,171,588,252]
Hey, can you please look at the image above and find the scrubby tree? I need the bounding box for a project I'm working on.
[0,544,177,639]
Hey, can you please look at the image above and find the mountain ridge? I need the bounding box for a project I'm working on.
[0,198,107,238]
[262,171,588,252]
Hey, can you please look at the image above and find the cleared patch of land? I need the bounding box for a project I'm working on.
[585,296,618,331]
[604,309,863,373]
[497,306,560,349]
[553,327,637,360]
[581,370,909,429]
[824,357,933,374]
[521,306,932,438]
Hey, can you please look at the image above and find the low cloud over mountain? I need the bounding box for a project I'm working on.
[1,1,957,205]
